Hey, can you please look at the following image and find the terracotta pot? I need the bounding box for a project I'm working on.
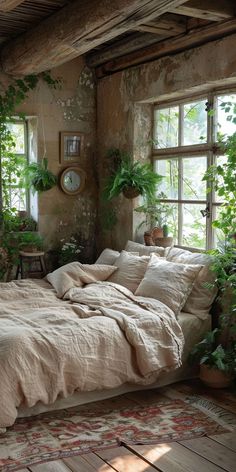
[153,236,173,248]
[122,186,140,199]
[200,364,231,388]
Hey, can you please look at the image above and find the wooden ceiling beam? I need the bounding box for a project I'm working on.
[171,0,235,22]
[95,17,236,78]
[133,15,187,35]
[0,0,189,75]
[0,0,26,11]
[87,33,164,68]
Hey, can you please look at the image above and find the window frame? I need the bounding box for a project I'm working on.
[152,89,236,250]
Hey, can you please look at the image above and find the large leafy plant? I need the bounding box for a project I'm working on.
[22,158,57,193]
[103,149,163,200]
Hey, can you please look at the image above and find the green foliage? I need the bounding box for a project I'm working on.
[2,211,37,232]
[22,158,57,193]
[189,329,236,376]
[203,132,236,238]
[134,193,173,231]
[18,232,44,251]
[103,149,163,201]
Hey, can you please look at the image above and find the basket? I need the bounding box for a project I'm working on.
[153,236,173,248]
[122,186,141,199]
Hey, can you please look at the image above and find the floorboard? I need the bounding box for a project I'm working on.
[209,432,236,452]
[179,437,236,471]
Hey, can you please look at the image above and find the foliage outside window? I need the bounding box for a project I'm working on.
[3,121,28,213]
[153,92,236,249]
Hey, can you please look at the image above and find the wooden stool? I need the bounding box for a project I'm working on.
[16,251,47,279]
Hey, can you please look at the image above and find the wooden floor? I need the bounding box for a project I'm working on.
[18,381,236,472]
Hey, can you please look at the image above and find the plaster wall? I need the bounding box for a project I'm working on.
[97,33,236,251]
[0,57,97,263]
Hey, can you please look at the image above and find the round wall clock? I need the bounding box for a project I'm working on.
[60,166,86,195]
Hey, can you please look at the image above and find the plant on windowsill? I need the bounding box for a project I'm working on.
[134,193,174,246]
[103,149,163,201]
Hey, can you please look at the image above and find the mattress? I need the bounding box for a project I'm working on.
[18,311,211,418]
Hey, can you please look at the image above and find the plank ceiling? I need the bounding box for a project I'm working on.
[0,0,235,77]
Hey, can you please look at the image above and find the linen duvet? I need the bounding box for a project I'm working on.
[0,276,184,433]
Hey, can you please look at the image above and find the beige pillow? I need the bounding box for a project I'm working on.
[166,247,217,319]
[108,250,150,293]
[135,254,203,316]
[47,262,117,298]
[95,248,120,265]
[125,240,166,257]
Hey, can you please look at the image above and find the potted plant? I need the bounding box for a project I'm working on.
[103,149,163,200]
[22,158,57,193]
[18,232,44,253]
[134,193,174,246]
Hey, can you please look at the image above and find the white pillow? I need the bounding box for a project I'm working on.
[107,250,150,293]
[47,262,117,298]
[125,240,166,257]
[135,254,203,316]
[95,248,120,265]
[166,247,217,319]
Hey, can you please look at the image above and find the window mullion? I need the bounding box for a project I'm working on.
[178,157,183,246]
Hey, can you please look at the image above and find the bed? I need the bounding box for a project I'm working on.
[0,242,216,433]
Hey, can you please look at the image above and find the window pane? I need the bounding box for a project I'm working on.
[164,203,178,243]
[183,100,207,145]
[217,94,236,139]
[214,155,227,203]
[7,123,25,154]
[182,156,207,200]
[154,106,179,148]
[154,158,178,199]
[182,203,206,248]
[212,205,225,248]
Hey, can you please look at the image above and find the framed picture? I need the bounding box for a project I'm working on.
[60,131,84,164]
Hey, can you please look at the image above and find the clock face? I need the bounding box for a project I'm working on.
[60,167,86,195]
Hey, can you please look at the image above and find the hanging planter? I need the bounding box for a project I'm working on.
[23,158,57,193]
[122,186,141,199]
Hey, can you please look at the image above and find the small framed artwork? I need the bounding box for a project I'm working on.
[60,131,84,164]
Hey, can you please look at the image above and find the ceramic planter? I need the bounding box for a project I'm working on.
[200,364,231,388]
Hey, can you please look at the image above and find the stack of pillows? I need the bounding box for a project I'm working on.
[95,240,217,319]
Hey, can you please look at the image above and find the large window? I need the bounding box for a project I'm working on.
[3,120,28,212]
[153,92,236,249]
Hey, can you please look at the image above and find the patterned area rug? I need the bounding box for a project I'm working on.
[0,386,235,472]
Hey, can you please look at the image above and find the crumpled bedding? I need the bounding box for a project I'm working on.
[0,278,184,432]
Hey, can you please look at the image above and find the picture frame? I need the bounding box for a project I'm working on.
[59,131,84,164]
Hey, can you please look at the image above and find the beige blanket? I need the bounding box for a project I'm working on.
[0,278,184,432]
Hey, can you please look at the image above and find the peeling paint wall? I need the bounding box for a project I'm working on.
[97,33,236,251]
[0,56,97,264]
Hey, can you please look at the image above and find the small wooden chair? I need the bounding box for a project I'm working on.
[16,251,47,279]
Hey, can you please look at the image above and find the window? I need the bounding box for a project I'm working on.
[153,92,236,249]
[3,120,28,212]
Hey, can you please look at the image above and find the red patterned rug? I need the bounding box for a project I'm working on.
[0,386,235,472]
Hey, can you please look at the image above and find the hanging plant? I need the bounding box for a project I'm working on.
[22,158,57,193]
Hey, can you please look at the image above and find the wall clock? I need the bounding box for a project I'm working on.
[60,166,86,195]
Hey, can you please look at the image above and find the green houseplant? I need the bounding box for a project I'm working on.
[18,232,44,253]
[103,149,163,200]
[22,158,57,193]
[189,111,236,387]
[134,193,174,246]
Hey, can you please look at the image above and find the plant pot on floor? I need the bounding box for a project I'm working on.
[153,236,173,248]
[200,364,231,388]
